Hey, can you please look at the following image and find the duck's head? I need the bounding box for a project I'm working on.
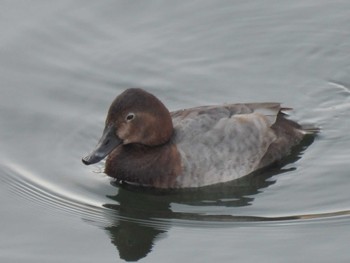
[82,88,173,165]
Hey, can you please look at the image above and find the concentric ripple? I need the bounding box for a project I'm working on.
[1,161,115,226]
[2,158,350,230]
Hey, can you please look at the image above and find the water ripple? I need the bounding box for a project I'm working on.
[2,159,350,230]
[2,161,112,225]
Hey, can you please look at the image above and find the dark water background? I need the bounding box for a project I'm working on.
[1,1,350,262]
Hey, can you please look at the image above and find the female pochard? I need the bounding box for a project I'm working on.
[82,88,309,188]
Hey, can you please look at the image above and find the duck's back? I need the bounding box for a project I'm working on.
[171,103,305,188]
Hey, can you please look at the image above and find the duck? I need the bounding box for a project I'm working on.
[82,88,311,188]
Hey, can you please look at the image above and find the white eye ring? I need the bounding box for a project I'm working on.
[126,113,135,122]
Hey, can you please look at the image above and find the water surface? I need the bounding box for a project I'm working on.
[1,1,350,262]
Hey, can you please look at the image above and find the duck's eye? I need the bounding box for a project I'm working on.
[126,113,135,122]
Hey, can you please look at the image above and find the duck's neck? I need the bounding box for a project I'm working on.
[105,143,182,188]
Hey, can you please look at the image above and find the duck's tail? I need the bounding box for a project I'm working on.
[257,112,318,170]
[299,124,320,135]
[280,107,320,135]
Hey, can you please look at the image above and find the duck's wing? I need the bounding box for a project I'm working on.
[171,102,281,123]
[170,103,304,187]
[171,103,284,142]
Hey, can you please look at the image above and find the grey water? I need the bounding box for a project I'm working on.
[1,1,350,262]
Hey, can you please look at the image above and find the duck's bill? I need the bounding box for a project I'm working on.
[82,125,122,165]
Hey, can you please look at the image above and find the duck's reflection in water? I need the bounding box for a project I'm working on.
[105,220,165,262]
[102,135,315,261]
